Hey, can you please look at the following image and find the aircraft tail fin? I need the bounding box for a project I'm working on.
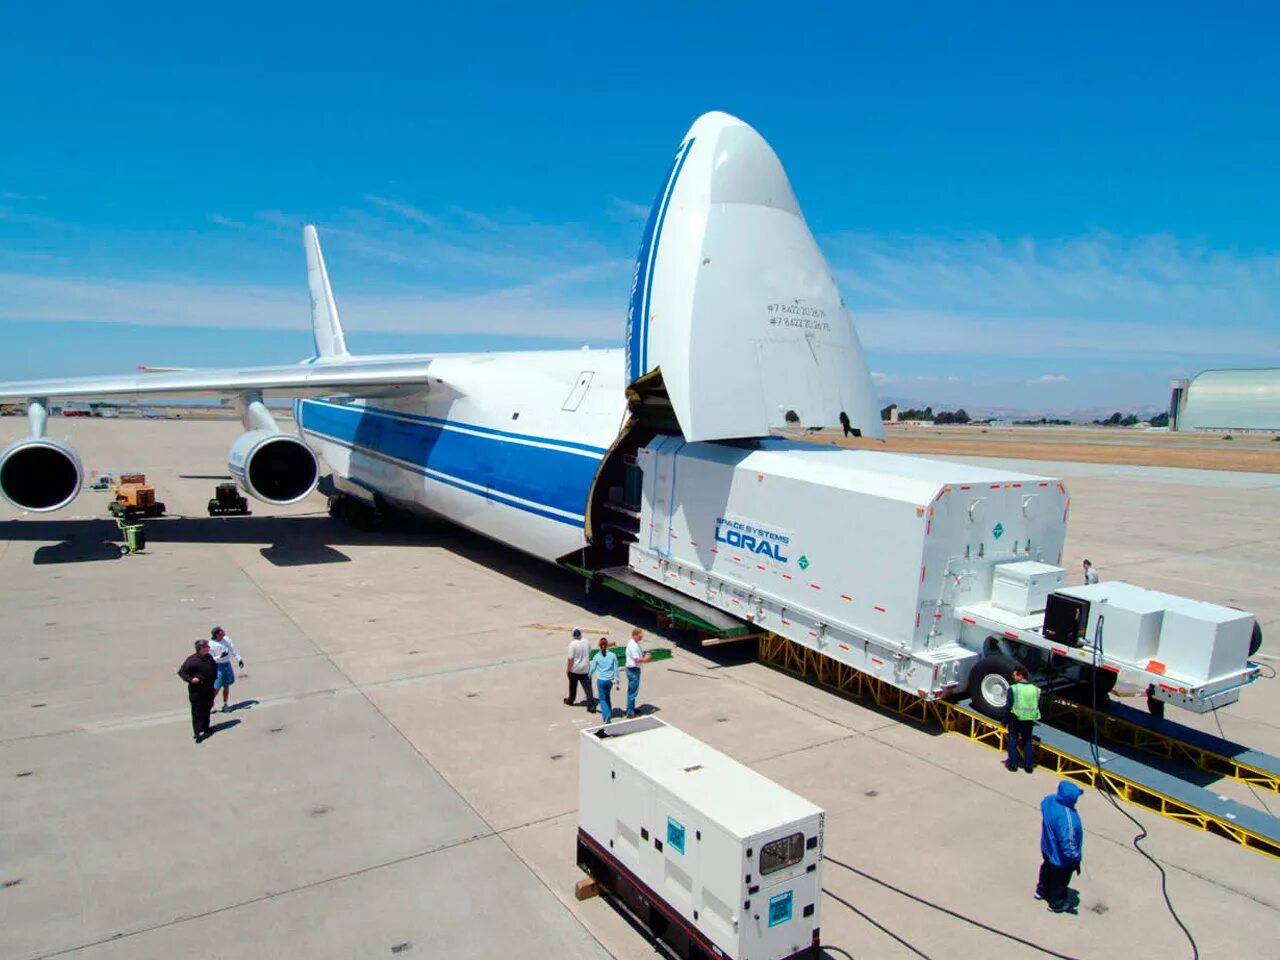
[304,226,350,361]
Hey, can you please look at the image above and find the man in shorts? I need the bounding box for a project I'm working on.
[208,626,245,712]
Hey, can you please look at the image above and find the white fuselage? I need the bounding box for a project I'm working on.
[296,348,627,561]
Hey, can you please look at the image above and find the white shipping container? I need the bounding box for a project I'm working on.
[629,437,1068,699]
[578,717,824,960]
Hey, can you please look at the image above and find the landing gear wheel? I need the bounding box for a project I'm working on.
[968,654,1021,720]
[327,495,347,521]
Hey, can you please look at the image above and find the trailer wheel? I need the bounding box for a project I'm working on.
[968,655,1020,719]
[1250,622,1263,657]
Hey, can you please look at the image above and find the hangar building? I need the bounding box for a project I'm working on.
[1169,369,1280,433]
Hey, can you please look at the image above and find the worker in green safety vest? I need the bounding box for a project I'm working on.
[1005,666,1041,773]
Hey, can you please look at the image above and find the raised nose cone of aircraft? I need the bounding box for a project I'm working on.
[627,111,883,443]
[681,111,800,214]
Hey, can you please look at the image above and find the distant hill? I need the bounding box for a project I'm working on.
[878,396,1167,423]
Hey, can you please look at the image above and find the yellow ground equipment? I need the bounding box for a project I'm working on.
[108,473,166,520]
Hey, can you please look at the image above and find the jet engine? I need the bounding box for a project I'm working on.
[227,430,319,505]
[0,436,83,512]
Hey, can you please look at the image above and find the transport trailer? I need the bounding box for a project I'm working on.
[577,717,823,960]
[623,436,1261,718]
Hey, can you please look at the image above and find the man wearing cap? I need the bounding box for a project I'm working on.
[207,626,245,713]
[177,639,219,743]
[565,628,596,711]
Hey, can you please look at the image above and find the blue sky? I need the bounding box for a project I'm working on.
[1,1,1277,412]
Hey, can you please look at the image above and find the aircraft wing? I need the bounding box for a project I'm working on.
[0,356,436,403]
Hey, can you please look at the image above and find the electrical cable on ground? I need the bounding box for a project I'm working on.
[823,856,1083,960]
[1091,615,1199,960]
[822,885,934,960]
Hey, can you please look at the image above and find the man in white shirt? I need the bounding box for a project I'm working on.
[564,628,596,712]
[207,626,245,713]
[624,627,651,719]
[1083,559,1099,585]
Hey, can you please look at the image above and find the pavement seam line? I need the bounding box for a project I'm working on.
[26,832,498,960]
[223,549,618,960]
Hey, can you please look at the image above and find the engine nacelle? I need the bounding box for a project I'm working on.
[0,436,83,512]
[227,430,319,506]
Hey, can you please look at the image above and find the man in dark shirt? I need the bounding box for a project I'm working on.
[178,639,219,743]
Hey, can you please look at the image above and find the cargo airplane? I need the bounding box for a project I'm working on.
[0,111,883,567]
[1,112,1260,718]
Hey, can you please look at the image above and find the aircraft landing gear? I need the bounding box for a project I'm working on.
[327,492,382,529]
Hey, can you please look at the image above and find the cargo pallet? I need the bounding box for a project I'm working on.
[758,632,1280,860]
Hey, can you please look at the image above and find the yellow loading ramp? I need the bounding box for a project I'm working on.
[758,633,1280,860]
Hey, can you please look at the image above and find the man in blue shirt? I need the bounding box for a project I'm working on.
[589,637,619,723]
[1037,781,1084,913]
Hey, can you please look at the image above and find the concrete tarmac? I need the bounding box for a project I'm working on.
[2,418,1278,960]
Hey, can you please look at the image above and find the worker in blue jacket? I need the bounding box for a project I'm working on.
[1037,781,1084,913]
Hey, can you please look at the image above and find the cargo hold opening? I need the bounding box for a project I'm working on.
[578,368,683,571]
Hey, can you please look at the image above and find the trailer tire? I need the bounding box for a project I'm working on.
[1250,622,1263,657]
[969,655,1020,720]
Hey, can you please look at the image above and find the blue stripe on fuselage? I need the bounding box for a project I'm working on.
[298,399,600,526]
[341,402,609,456]
[626,137,695,384]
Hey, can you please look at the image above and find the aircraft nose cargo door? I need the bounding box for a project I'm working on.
[625,111,883,442]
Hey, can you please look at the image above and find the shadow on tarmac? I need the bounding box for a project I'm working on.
[4,511,752,665]
[32,536,123,564]
[5,514,432,569]
[203,717,241,739]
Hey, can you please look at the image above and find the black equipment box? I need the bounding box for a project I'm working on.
[1042,592,1089,647]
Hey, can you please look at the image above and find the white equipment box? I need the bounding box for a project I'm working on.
[1051,583,1253,683]
[991,561,1065,616]
[1158,599,1254,685]
[1052,582,1167,664]
[578,717,823,960]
